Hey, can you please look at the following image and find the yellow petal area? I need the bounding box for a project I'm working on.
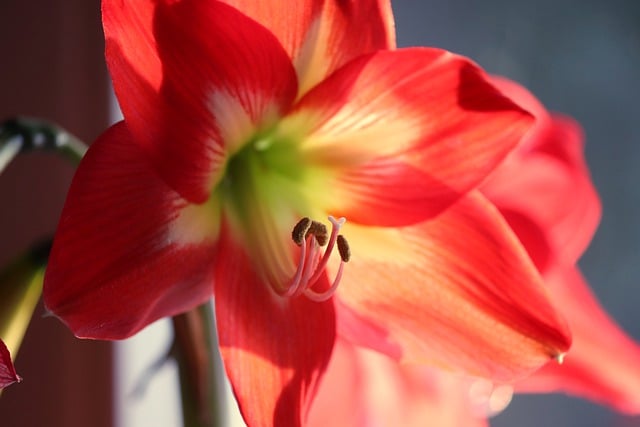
[207,86,285,157]
[167,195,221,246]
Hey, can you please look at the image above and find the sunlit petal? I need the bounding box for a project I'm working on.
[220,0,395,94]
[335,192,571,381]
[284,48,533,226]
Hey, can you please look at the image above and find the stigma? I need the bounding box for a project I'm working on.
[280,216,350,302]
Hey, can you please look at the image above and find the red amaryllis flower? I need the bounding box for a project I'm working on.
[43,1,571,425]
[0,339,20,390]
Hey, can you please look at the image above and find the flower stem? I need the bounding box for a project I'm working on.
[0,117,88,172]
[172,301,227,427]
[0,239,50,370]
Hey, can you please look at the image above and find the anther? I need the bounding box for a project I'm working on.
[291,217,311,246]
[336,235,350,262]
[307,221,328,246]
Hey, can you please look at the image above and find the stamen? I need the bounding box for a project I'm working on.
[304,262,345,302]
[282,230,309,297]
[281,215,350,302]
[307,216,345,286]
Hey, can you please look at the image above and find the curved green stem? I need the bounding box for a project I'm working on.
[0,117,88,172]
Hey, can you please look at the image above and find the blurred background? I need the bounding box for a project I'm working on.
[0,0,639,426]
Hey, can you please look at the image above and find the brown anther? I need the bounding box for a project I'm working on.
[291,217,311,246]
[336,235,351,262]
[307,221,328,246]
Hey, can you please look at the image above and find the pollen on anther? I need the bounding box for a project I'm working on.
[292,217,311,246]
[307,221,328,246]
[337,235,351,262]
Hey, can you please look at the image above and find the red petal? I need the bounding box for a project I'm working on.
[286,48,533,226]
[490,76,550,124]
[43,122,218,339]
[309,338,489,427]
[517,267,640,414]
[335,192,571,381]
[0,339,20,389]
[103,0,298,202]
[483,79,601,266]
[214,223,335,426]
[220,0,395,94]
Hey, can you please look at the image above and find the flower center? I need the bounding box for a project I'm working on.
[220,130,347,301]
[283,216,351,301]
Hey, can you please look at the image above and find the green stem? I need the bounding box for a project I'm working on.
[0,117,87,172]
[172,301,227,427]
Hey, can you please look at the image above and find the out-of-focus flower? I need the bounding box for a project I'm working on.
[43,1,572,425]
[310,78,640,425]
[0,339,20,390]
[309,337,490,427]
[488,78,640,415]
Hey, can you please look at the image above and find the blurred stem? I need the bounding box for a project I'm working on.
[172,301,226,427]
[0,239,50,356]
[0,117,87,172]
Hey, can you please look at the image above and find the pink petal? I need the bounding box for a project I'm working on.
[0,339,20,389]
[43,122,218,339]
[335,191,571,382]
[102,0,298,202]
[517,266,640,414]
[286,48,533,226]
[214,223,335,427]
[309,338,489,427]
[483,79,601,266]
[220,0,396,94]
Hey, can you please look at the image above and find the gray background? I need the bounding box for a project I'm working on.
[392,1,640,426]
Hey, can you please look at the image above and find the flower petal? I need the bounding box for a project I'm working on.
[483,79,601,266]
[43,122,218,339]
[284,48,533,226]
[103,0,298,202]
[214,223,335,427]
[335,191,571,381]
[309,338,489,427]
[517,266,640,414]
[0,339,20,389]
[220,0,396,94]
